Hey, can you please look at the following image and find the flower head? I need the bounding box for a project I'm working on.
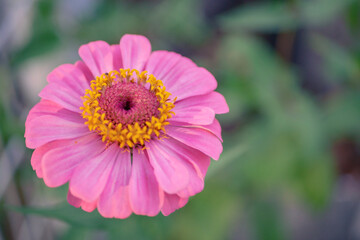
[25,34,229,218]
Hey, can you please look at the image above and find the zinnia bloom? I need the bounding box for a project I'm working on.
[25,34,228,218]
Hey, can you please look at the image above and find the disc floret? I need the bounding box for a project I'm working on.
[80,69,175,148]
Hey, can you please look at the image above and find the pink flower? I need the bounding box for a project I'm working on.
[25,34,229,218]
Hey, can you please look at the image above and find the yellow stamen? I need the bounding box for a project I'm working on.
[81,68,175,149]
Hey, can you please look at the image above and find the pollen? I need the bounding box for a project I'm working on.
[80,69,175,149]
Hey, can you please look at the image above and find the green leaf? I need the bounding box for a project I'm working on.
[309,34,360,84]
[11,0,60,65]
[347,0,360,33]
[207,141,247,178]
[252,200,286,240]
[291,154,334,208]
[217,34,333,208]
[300,0,355,25]
[167,185,240,240]
[218,3,297,32]
[325,90,360,138]
[11,30,60,66]
[6,203,171,239]
[6,203,110,229]
[218,0,355,32]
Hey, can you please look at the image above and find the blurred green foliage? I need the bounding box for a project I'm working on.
[1,0,360,239]
[219,0,356,32]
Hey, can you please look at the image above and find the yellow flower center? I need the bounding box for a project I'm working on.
[80,69,175,149]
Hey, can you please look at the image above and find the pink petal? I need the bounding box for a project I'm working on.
[32,138,94,180]
[112,150,132,186]
[176,160,204,198]
[98,151,132,218]
[75,61,94,83]
[152,137,208,198]
[174,92,229,114]
[81,200,97,212]
[172,106,215,125]
[161,193,188,216]
[26,99,63,120]
[169,118,223,142]
[69,144,121,202]
[120,34,151,71]
[39,82,83,113]
[78,40,113,77]
[146,139,190,194]
[111,44,123,70]
[178,197,188,208]
[67,190,82,208]
[31,135,101,180]
[168,67,217,101]
[67,191,97,212]
[144,50,196,86]
[166,125,223,160]
[162,137,211,179]
[46,63,89,96]
[25,102,89,149]
[98,186,132,219]
[203,119,223,142]
[42,134,104,187]
[31,148,44,178]
[30,139,71,178]
[129,150,163,216]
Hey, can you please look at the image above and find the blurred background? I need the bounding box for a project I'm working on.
[0,0,360,239]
